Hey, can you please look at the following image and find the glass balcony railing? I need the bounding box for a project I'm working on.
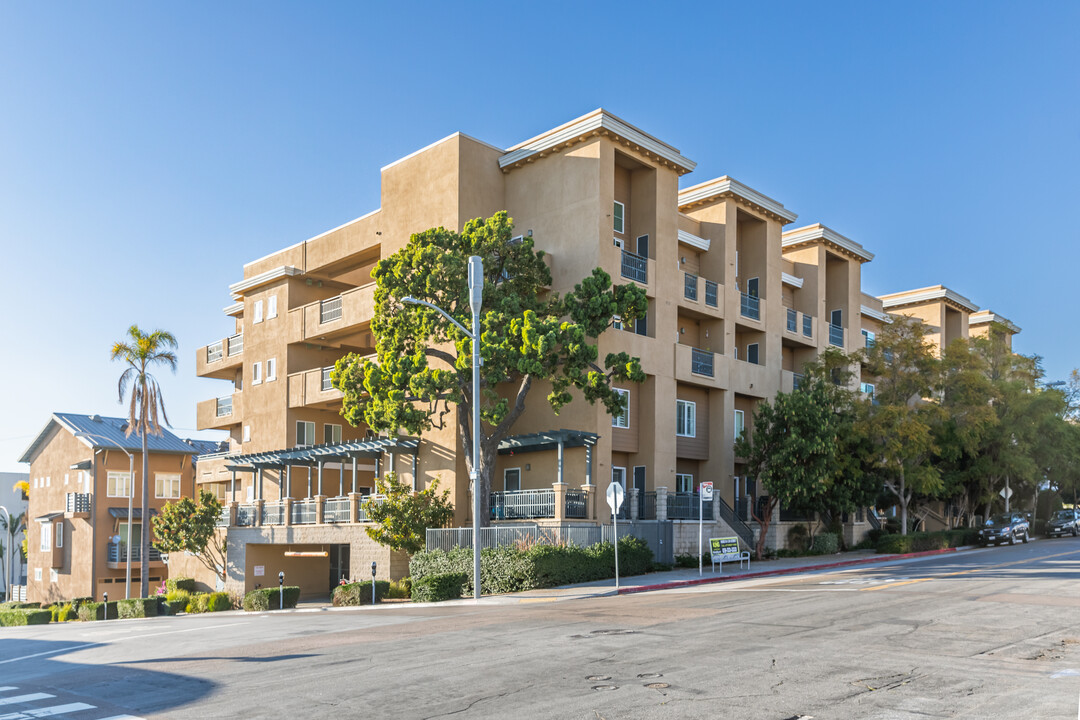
[691,348,714,377]
[321,366,334,392]
[216,396,233,417]
[684,273,698,301]
[704,280,718,308]
[803,314,813,338]
[206,341,223,364]
[227,333,244,356]
[620,250,648,284]
[740,293,760,321]
[786,308,797,333]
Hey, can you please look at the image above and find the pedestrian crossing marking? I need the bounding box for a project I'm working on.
[0,701,94,719]
[0,696,53,708]
[0,688,144,720]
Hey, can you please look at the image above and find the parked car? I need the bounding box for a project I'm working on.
[1046,510,1080,538]
[979,512,1030,546]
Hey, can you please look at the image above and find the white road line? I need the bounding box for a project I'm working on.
[97,716,143,720]
[0,701,95,719]
[0,646,98,667]
[0,695,53,708]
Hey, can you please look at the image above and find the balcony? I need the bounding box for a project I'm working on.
[289,282,377,346]
[197,392,242,430]
[490,490,557,520]
[679,274,724,315]
[783,308,815,345]
[107,543,163,569]
[620,250,648,285]
[196,332,244,379]
[829,324,845,348]
[65,492,91,515]
[288,366,344,409]
[740,293,761,321]
[667,492,713,520]
[691,347,715,377]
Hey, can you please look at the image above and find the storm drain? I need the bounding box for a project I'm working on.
[591,685,619,691]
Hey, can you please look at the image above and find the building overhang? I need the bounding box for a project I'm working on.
[677,229,710,252]
[970,310,1021,334]
[229,265,303,300]
[678,176,798,224]
[879,285,978,314]
[223,302,244,317]
[497,429,599,455]
[221,437,420,472]
[781,272,804,289]
[499,109,696,176]
[860,305,893,323]
[35,512,63,523]
[108,508,158,519]
[781,224,874,263]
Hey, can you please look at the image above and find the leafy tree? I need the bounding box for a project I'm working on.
[333,212,647,524]
[735,376,844,559]
[855,315,944,534]
[111,325,178,597]
[362,473,454,554]
[152,491,228,584]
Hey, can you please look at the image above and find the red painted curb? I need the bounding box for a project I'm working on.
[617,547,958,595]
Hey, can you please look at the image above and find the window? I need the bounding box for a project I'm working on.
[50,569,58,583]
[831,309,843,326]
[504,468,521,492]
[613,237,624,249]
[253,299,264,323]
[46,476,50,487]
[252,361,262,385]
[676,400,696,437]
[296,421,316,447]
[633,312,648,337]
[266,357,277,382]
[267,295,278,319]
[155,473,181,499]
[107,472,131,498]
[55,522,63,548]
[34,568,42,582]
[675,473,693,493]
[747,343,759,365]
[633,466,646,493]
[612,315,623,331]
[40,523,51,552]
[243,425,251,443]
[861,382,876,403]
[612,388,630,429]
[324,423,342,444]
[734,410,745,442]
[613,201,625,234]
[636,234,649,259]
[747,277,759,298]
[862,329,876,348]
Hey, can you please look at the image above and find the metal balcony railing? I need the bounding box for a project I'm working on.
[829,324,845,347]
[490,490,556,520]
[206,341,223,364]
[65,492,91,513]
[786,308,797,333]
[236,504,256,526]
[262,502,285,526]
[684,273,698,301]
[640,491,657,520]
[320,296,343,324]
[321,366,334,392]
[803,314,813,338]
[565,490,588,519]
[292,500,317,525]
[740,293,760,321]
[323,497,351,523]
[108,543,162,563]
[691,348,715,377]
[216,396,233,417]
[705,280,719,308]
[216,507,230,527]
[227,333,244,356]
[667,492,713,520]
[620,250,648,284]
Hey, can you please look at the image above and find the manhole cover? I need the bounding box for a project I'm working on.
[645,682,670,689]
[637,673,663,679]
[592,685,619,691]
[586,675,611,681]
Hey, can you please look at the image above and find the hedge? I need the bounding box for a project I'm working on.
[77,601,120,621]
[410,536,655,596]
[811,533,840,555]
[242,586,301,611]
[0,608,52,626]
[166,577,196,593]
[332,581,391,606]
[412,572,467,602]
[0,601,41,611]
[117,598,159,619]
[875,529,980,554]
[188,592,232,613]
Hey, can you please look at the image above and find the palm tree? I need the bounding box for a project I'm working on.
[112,325,178,598]
[1,510,25,601]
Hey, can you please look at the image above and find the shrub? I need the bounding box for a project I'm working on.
[242,586,301,611]
[0,608,52,626]
[786,524,811,553]
[0,601,41,610]
[117,598,159,619]
[412,572,467,602]
[875,530,971,554]
[70,597,93,613]
[206,592,233,612]
[811,533,840,555]
[674,553,701,569]
[332,581,391,606]
[163,589,192,614]
[77,601,118,621]
[166,577,196,593]
[58,603,77,622]
[387,578,412,599]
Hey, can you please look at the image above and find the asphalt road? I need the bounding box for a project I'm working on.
[4,538,1080,719]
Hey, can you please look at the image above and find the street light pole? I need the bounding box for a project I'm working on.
[402,254,484,601]
[75,432,135,599]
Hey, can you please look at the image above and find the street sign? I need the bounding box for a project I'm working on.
[700,482,713,500]
[606,482,625,513]
[1000,487,1013,500]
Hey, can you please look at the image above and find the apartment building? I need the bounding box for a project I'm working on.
[194,109,1019,596]
[17,413,215,604]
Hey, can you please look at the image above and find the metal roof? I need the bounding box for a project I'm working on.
[223,437,420,471]
[498,429,599,455]
[19,413,205,464]
[35,511,63,523]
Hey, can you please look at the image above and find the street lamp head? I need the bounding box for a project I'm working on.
[468,256,483,313]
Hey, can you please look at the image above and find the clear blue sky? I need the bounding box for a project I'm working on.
[1,1,1077,472]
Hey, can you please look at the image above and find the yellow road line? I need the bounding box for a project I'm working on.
[859,547,1080,592]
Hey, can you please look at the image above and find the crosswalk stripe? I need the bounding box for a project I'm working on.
[0,697,53,708]
[0,702,95,720]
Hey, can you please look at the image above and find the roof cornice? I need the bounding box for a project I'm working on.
[678,176,798,224]
[229,265,303,299]
[879,285,979,314]
[860,304,893,323]
[223,302,244,317]
[781,272,804,289]
[782,223,874,263]
[677,229,710,251]
[970,309,1020,334]
[499,109,696,175]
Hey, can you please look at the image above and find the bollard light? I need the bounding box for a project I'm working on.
[103,591,108,620]
[371,561,377,605]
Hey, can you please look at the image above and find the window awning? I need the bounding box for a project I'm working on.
[35,512,63,523]
[223,436,420,472]
[69,459,92,470]
[498,429,599,455]
[107,508,159,519]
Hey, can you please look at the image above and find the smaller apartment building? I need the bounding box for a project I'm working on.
[18,413,215,604]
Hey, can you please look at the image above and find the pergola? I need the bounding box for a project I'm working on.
[497,429,599,486]
[222,436,420,502]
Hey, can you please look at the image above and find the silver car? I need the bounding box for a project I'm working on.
[1046,510,1080,538]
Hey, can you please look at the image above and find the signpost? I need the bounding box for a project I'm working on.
[606,482,625,589]
[698,482,713,576]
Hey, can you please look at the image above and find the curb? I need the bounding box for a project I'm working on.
[616,547,959,595]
